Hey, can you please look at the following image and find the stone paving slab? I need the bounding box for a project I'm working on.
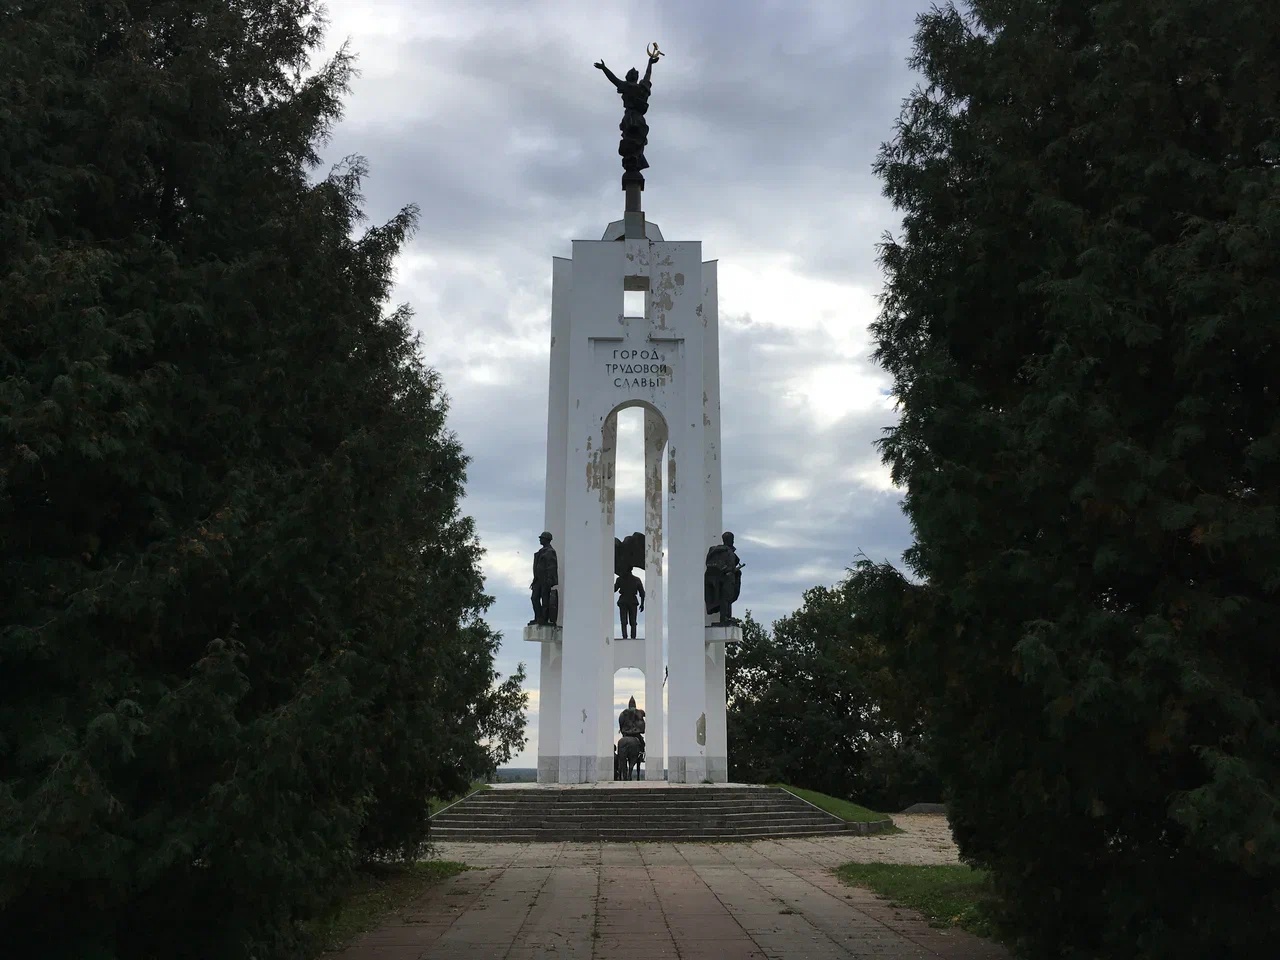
[330,815,1007,960]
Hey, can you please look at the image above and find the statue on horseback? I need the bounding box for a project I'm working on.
[614,696,646,780]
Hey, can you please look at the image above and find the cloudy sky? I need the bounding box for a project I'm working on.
[315,0,924,767]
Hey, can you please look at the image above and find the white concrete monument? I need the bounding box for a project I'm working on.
[523,211,742,784]
[524,45,742,784]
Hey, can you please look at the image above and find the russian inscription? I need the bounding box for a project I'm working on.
[605,347,671,388]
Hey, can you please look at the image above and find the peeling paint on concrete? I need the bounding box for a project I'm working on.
[602,416,617,514]
[675,272,685,287]
[649,268,678,330]
[696,713,706,746]
[645,475,663,516]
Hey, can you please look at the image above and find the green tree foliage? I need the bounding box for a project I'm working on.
[0,3,525,958]
[872,2,1279,956]
[725,581,939,811]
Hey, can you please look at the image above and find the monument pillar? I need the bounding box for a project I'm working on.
[595,414,620,767]
[525,49,742,784]
[534,256,572,784]
[643,410,666,779]
[700,263,730,783]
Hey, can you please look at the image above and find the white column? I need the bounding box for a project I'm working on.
[537,256,572,782]
[667,410,708,783]
[704,641,727,781]
[650,243,709,785]
[536,641,561,783]
[701,260,728,781]
[557,239,629,783]
[704,651,729,779]
[643,409,666,780]
[596,412,619,774]
[546,256,572,609]
[558,402,611,783]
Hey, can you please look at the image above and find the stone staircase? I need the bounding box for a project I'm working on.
[429,785,884,842]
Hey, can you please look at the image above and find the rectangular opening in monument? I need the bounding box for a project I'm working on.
[623,289,646,318]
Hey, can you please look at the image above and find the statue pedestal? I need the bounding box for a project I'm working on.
[704,624,744,644]
[701,623,742,784]
[610,636,646,671]
[525,624,563,784]
[523,624,562,643]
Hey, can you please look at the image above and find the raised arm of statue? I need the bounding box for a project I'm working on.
[594,60,623,90]
[643,57,656,85]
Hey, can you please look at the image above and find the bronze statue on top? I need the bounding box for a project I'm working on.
[594,43,662,195]
[705,531,744,625]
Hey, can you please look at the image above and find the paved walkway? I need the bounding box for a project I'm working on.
[332,815,1007,960]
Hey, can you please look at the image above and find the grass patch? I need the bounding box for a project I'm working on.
[427,780,490,816]
[835,862,1002,941]
[773,784,891,824]
[308,860,468,955]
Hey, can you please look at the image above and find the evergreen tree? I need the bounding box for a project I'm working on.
[873,2,1279,956]
[0,3,524,957]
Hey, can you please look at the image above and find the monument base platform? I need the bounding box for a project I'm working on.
[705,624,744,643]
[523,624,562,643]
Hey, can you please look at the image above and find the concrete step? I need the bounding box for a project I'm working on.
[451,806,833,816]
[465,793,773,798]
[428,785,879,842]
[432,816,837,828]
[427,824,849,839]
[462,798,790,807]
[429,825,852,842]
[461,793,811,805]
[438,807,837,820]
[439,800,819,807]
[433,819,848,831]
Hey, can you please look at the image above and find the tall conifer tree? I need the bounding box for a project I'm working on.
[0,3,524,957]
[873,2,1279,956]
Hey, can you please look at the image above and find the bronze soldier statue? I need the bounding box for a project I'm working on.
[704,531,744,625]
[614,567,646,639]
[529,531,558,625]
